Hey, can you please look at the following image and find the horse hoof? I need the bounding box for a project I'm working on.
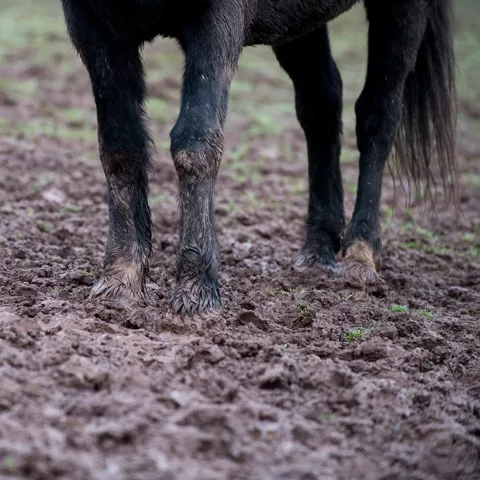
[337,241,380,285]
[171,277,221,317]
[91,268,148,307]
[337,260,379,285]
[293,246,336,272]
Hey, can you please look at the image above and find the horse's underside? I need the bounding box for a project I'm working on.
[60,0,456,315]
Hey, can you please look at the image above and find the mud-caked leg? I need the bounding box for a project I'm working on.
[341,0,429,283]
[274,26,344,269]
[63,8,152,302]
[170,13,243,315]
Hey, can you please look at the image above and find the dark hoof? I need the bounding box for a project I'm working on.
[171,277,221,316]
[337,241,380,285]
[90,265,148,307]
[293,245,336,272]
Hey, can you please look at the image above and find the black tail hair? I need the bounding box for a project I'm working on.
[393,0,457,205]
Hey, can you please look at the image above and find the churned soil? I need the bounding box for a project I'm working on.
[1,18,480,480]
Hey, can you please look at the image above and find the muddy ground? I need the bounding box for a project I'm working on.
[1,1,479,479]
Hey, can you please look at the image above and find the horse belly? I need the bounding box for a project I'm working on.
[246,0,361,45]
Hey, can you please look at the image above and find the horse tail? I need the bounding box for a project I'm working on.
[393,0,457,205]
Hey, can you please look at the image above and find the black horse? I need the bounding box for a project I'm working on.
[60,0,456,316]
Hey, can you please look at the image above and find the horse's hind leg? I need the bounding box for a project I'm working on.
[341,0,429,283]
[62,5,152,303]
[274,26,344,269]
[170,6,244,316]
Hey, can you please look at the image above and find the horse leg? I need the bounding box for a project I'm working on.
[170,7,243,316]
[274,25,344,269]
[341,0,429,283]
[62,4,152,303]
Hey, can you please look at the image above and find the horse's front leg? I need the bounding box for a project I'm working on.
[62,4,152,304]
[171,10,243,316]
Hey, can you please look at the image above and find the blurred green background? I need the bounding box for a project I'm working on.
[0,0,478,176]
